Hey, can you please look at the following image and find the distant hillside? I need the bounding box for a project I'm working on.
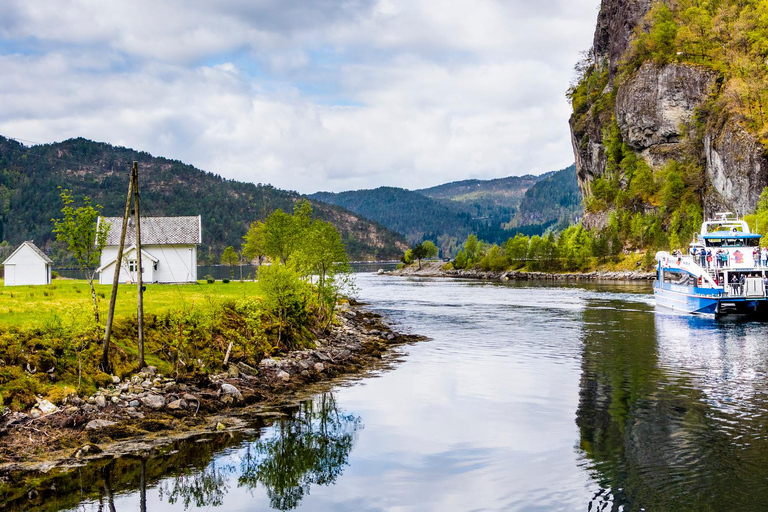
[417,174,540,205]
[310,187,478,248]
[311,168,582,256]
[0,136,407,263]
[508,165,582,230]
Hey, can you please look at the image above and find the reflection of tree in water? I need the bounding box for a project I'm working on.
[159,461,236,509]
[239,392,362,511]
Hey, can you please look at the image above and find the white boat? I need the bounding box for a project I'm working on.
[653,213,768,316]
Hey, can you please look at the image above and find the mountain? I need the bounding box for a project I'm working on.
[0,136,407,263]
[570,0,768,247]
[310,187,481,252]
[508,165,582,230]
[311,168,581,256]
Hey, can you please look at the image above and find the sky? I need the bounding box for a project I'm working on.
[0,0,600,194]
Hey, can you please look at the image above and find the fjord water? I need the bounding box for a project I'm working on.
[22,274,768,511]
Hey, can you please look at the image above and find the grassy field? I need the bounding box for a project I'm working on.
[0,279,262,327]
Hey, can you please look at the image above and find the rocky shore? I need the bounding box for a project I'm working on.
[389,261,655,281]
[0,302,425,474]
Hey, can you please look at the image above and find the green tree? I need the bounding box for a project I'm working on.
[291,219,351,327]
[421,240,439,260]
[262,209,299,263]
[258,264,311,348]
[221,246,239,278]
[411,243,428,269]
[52,189,110,324]
[243,221,266,267]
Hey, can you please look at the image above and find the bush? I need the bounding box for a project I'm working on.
[205,275,215,284]
[222,278,230,284]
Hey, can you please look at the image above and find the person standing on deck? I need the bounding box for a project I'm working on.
[763,247,768,267]
[707,249,713,268]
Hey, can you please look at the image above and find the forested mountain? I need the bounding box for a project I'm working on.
[310,187,483,254]
[311,168,582,256]
[0,136,407,263]
[508,165,582,231]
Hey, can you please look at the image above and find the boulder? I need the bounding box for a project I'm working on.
[141,366,158,376]
[276,370,290,382]
[111,375,121,385]
[85,419,118,430]
[167,399,187,410]
[37,399,58,415]
[314,363,325,373]
[220,383,243,401]
[236,362,258,377]
[227,364,240,378]
[141,394,166,410]
[259,358,278,368]
[128,400,141,408]
[95,395,107,409]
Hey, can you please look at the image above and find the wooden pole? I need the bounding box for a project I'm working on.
[101,164,134,373]
[133,163,145,369]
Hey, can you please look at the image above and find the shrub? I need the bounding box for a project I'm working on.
[222,278,230,284]
[205,275,215,284]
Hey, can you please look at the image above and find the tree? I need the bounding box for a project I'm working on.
[421,240,439,260]
[411,243,428,269]
[243,221,266,267]
[261,209,299,263]
[291,219,351,327]
[258,264,311,348]
[52,189,110,324]
[221,246,239,278]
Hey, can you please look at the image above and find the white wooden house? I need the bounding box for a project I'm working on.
[3,241,53,286]
[96,216,201,284]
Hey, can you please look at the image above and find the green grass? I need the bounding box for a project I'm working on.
[0,279,262,327]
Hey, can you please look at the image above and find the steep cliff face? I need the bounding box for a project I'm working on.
[572,0,768,226]
[615,62,716,166]
[591,0,652,79]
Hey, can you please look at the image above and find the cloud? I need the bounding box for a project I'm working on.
[0,0,600,193]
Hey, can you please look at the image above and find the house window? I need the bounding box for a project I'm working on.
[153,261,158,271]
[128,260,137,272]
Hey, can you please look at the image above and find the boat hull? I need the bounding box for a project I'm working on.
[654,282,768,316]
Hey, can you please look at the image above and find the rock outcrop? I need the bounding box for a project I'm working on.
[573,0,768,220]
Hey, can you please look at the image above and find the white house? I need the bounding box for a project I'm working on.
[3,241,53,286]
[96,216,201,284]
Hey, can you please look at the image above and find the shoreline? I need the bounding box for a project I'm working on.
[387,261,655,281]
[0,302,425,476]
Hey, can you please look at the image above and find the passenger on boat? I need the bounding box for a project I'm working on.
[700,249,707,267]
[730,273,740,295]
[739,273,746,295]
[707,250,713,268]
[762,247,768,267]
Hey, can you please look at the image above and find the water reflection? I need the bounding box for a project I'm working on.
[578,303,768,510]
[2,393,359,511]
[238,394,361,510]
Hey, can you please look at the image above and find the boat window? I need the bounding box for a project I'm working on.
[663,269,695,286]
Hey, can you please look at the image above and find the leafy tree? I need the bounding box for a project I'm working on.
[261,209,299,263]
[220,246,239,278]
[421,240,439,260]
[52,189,110,323]
[258,264,311,348]
[411,243,428,269]
[243,221,266,266]
[292,219,351,327]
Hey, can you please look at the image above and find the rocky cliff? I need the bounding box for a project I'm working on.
[571,0,768,227]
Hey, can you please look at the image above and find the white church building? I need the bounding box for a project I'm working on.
[96,216,201,284]
[3,241,53,286]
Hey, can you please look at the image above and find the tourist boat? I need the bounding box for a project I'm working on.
[653,213,768,316]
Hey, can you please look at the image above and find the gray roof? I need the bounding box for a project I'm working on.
[3,241,53,265]
[99,216,201,246]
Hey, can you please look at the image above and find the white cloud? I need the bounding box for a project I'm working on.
[0,0,600,193]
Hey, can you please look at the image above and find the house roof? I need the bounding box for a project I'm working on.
[98,216,201,246]
[95,245,159,273]
[3,241,54,265]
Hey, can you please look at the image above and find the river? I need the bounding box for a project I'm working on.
[9,274,768,511]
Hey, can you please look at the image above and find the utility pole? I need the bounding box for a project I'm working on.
[133,163,145,369]
[101,165,134,373]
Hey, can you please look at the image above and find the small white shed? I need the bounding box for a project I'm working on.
[3,241,53,286]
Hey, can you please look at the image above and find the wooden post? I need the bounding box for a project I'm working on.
[101,165,133,373]
[133,163,145,369]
